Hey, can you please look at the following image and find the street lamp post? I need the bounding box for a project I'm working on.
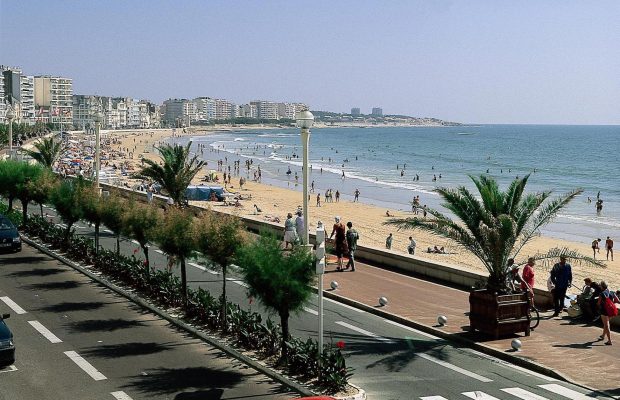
[93,111,103,191]
[6,106,15,159]
[296,110,314,245]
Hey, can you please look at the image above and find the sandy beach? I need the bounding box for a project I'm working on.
[107,128,619,295]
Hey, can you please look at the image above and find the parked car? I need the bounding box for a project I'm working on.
[0,313,15,367]
[0,215,21,252]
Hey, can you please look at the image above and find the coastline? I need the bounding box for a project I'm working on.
[107,128,618,293]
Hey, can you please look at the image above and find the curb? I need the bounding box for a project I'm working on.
[22,236,315,398]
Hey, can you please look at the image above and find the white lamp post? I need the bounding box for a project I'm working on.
[93,111,103,191]
[296,109,314,245]
[6,106,15,159]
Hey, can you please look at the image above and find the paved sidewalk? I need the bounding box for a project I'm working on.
[320,259,620,395]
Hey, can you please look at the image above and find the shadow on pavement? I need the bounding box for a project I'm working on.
[174,389,223,399]
[0,256,48,266]
[37,301,107,313]
[8,268,66,277]
[24,280,80,290]
[68,318,146,332]
[122,366,243,396]
[82,342,176,358]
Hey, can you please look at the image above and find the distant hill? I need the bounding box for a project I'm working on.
[310,111,461,126]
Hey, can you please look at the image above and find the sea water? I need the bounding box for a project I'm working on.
[176,124,620,244]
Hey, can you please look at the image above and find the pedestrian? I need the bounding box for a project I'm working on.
[329,217,348,271]
[345,222,359,271]
[335,190,340,202]
[550,255,572,317]
[597,281,619,345]
[316,193,321,207]
[283,213,298,249]
[354,188,360,202]
[146,184,154,204]
[605,236,614,261]
[592,238,601,258]
[295,210,305,244]
[407,236,416,255]
[521,257,535,297]
[386,233,393,250]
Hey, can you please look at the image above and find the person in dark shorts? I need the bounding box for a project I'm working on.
[606,236,614,261]
[345,222,359,271]
[329,217,348,271]
[597,281,620,345]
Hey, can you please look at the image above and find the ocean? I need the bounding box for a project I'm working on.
[174,124,620,244]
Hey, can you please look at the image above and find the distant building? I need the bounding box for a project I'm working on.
[0,66,36,125]
[351,107,360,116]
[193,97,216,120]
[240,103,258,118]
[371,107,383,117]
[162,98,190,126]
[34,75,73,126]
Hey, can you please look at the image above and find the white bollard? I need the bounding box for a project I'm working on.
[511,338,522,351]
[437,315,447,326]
[330,281,339,290]
[379,296,388,306]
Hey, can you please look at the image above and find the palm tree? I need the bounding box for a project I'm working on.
[24,137,67,169]
[386,174,600,293]
[195,212,245,332]
[134,142,204,206]
[236,233,315,362]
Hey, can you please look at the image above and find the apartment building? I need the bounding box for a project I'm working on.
[34,75,73,126]
[72,94,101,129]
[240,103,258,118]
[250,100,279,120]
[214,99,235,120]
[0,66,36,125]
[193,97,216,120]
[371,107,383,117]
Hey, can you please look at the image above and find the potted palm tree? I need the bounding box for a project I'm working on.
[387,174,600,338]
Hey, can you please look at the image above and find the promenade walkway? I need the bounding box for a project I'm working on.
[320,258,619,395]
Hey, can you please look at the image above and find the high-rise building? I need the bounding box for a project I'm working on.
[193,97,216,120]
[250,100,279,120]
[162,98,188,126]
[72,95,101,129]
[1,66,36,125]
[34,75,73,126]
[371,107,383,117]
[240,103,258,118]
[351,107,361,116]
[214,99,235,120]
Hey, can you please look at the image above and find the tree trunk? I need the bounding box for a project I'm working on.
[94,222,100,254]
[22,200,28,225]
[279,309,290,362]
[39,203,43,216]
[180,257,187,307]
[141,244,150,275]
[116,235,120,255]
[221,265,227,332]
[8,196,13,212]
[63,222,73,249]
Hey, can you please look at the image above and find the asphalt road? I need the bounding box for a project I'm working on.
[0,244,295,400]
[24,206,614,400]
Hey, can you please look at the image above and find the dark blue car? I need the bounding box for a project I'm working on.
[0,313,15,367]
[0,215,21,252]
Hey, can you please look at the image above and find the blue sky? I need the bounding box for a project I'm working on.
[1,1,618,124]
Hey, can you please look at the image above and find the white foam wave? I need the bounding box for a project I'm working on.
[557,213,620,228]
[257,133,299,138]
[234,138,246,141]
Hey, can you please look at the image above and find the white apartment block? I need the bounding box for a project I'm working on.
[240,103,258,118]
[19,75,35,124]
[250,100,279,120]
[277,103,298,120]
[72,94,101,129]
[214,99,235,120]
[193,97,216,120]
[0,73,6,123]
[34,75,73,126]
[1,65,36,125]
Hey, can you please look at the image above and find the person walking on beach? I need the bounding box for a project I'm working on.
[550,256,572,317]
[316,193,321,207]
[597,281,619,345]
[592,238,601,258]
[283,213,298,249]
[329,217,348,271]
[295,210,305,244]
[386,233,393,250]
[311,180,315,193]
[354,189,360,202]
[345,222,359,271]
[407,236,417,255]
[606,236,614,261]
[335,190,340,202]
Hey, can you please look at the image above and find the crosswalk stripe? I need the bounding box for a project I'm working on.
[502,388,549,400]
[418,353,492,383]
[111,391,133,400]
[0,296,27,314]
[462,391,500,400]
[335,321,394,343]
[420,396,449,400]
[539,384,605,400]
[303,307,318,315]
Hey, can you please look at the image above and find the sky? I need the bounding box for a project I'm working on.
[1,1,619,124]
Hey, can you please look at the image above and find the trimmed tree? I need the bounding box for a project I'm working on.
[80,186,106,253]
[195,211,245,332]
[28,169,57,216]
[24,136,68,169]
[50,177,88,247]
[386,174,601,293]
[134,142,204,206]
[15,163,45,224]
[155,207,196,306]
[123,202,161,274]
[0,160,26,212]
[236,233,315,362]
[100,193,126,255]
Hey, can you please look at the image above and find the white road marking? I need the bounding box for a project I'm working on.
[226,278,248,287]
[463,349,557,381]
[0,296,27,314]
[324,297,364,313]
[383,319,439,340]
[418,353,493,382]
[154,249,164,254]
[335,321,393,343]
[304,307,318,315]
[58,223,67,228]
[539,384,606,400]
[64,351,107,381]
[188,262,206,271]
[75,225,87,229]
[502,387,550,400]
[28,320,62,343]
[462,391,500,400]
[0,365,18,374]
[111,391,133,400]
[131,240,140,245]
[103,229,113,234]
[420,397,449,400]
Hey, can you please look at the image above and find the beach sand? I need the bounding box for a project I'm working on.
[112,128,619,294]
